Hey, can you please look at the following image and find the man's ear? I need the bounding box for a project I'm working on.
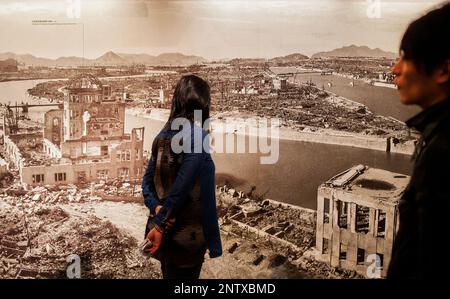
[435,59,450,84]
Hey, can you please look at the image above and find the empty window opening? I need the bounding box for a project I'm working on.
[135,149,140,160]
[337,201,348,229]
[340,244,347,260]
[101,145,108,156]
[377,254,384,269]
[324,197,330,224]
[357,248,366,265]
[356,205,370,234]
[377,210,386,238]
[119,168,130,179]
[32,174,44,184]
[54,173,66,182]
[96,169,109,180]
[322,239,330,254]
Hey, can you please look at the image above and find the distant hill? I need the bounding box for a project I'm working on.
[117,53,156,64]
[226,53,309,65]
[227,57,266,65]
[0,52,53,66]
[311,45,397,59]
[95,51,126,65]
[54,56,86,66]
[153,53,207,66]
[0,51,208,67]
[270,53,309,63]
[116,52,207,65]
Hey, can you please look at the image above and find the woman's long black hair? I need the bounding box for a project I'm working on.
[166,75,211,128]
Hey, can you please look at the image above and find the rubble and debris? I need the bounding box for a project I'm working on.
[0,179,364,279]
[1,176,143,207]
[0,171,14,188]
[0,201,160,279]
[227,242,239,254]
[215,185,363,279]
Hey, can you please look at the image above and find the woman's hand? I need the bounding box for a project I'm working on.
[155,205,162,214]
[155,205,176,230]
[146,227,163,254]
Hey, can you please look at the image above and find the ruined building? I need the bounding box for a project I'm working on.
[315,165,409,278]
[159,87,171,104]
[3,74,144,186]
[1,105,43,171]
[273,78,287,90]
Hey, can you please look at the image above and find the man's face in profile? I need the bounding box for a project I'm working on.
[392,55,445,108]
[392,57,428,107]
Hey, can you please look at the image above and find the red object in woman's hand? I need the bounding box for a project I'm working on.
[141,238,153,256]
[146,227,163,254]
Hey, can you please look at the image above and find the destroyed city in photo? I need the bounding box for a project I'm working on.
[0,0,446,284]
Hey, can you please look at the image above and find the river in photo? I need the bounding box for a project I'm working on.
[125,115,412,210]
[270,67,420,122]
[0,78,58,122]
[1,77,414,210]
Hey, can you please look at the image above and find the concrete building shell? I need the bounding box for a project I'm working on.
[315,165,409,278]
[3,74,146,186]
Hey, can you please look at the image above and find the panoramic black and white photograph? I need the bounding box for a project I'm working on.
[0,0,449,285]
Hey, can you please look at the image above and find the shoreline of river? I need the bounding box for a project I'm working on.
[125,107,415,156]
[0,76,415,156]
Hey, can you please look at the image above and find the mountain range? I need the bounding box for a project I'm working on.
[0,45,397,67]
[311,45,397,59]
[0,51,207,67]
[269,53,309,63]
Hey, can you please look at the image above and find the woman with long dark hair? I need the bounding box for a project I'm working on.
[141,75,222,279]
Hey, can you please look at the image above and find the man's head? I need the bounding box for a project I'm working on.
[392,2,450,109]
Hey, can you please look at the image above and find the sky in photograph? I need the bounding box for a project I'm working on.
[0,0,445,59]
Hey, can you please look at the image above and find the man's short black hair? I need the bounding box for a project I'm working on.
[400,2,450,74]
